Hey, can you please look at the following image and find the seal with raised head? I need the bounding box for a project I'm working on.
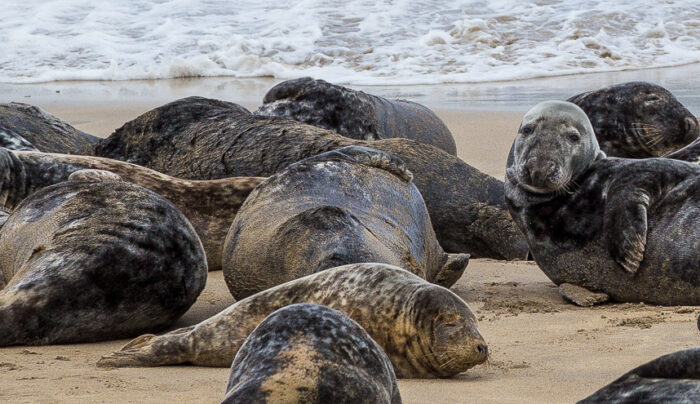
[93,97,528,260]
[0,102,100,154]
[222,303,401,404]
[223,146,469,299]
[0,172,207,346]
[254,77,457,155]
[98,263,489,379]
[578,347,700,403]
[505,100,700,305]
[568,81,699,158]
[0,147,263,270]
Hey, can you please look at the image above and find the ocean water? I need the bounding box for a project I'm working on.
[2,0,700,84]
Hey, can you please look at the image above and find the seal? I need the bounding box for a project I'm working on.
[0,102,100,154]
[505,100,700,305]
[568,81,699,158]
[0,147,263,270]
[254,77,458,155]
[93,97,528,260]
[0,173,207,346]
[578,347,700,403]
[223,146,469,299]
[97,263,489,379]
[222,303,402,404]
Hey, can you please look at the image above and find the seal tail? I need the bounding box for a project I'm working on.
[97,326,196,368]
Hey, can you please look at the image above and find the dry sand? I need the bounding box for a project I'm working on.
[1,84,699,403]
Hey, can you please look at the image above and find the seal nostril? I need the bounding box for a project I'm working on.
[477,344,488,355]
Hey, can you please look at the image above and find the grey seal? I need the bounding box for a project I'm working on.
[0,173,207,345]
[505,100,700,305]
[254,77,457,155]
[222,303,401,404]
[223,146,469,299]
[97,263,488,378]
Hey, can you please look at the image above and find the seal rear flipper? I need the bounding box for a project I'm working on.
[433,253,469,288]
[604,187,650,273]
[558,283,609,307]
[303,146,413,182]
[97,326,196,368]
[469,202,529,260]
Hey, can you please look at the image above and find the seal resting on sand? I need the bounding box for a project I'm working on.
[0,173,207,346]
[568,82,699,158]
[505,100,700,305]
[93,97,528,260]
[578,347,700,403]
[223,146,469,299]
[98,263,488,379]
[222,304,401,404]
[254,77,457,155]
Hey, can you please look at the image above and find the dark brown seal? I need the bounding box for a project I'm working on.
[222,303,401,404]
[223,146,469,299]
[255,77,457,155]
[97,263,488,379]
[0,174,207,346]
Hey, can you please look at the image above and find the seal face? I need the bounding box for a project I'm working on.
[0,178,208,346]
[222,303,402,404]
[506,100,700,305]
[98,263,488,379]
[568,81,699,158]
[578,347,700,404]
[255,77,458,155]
[222,146,468,299]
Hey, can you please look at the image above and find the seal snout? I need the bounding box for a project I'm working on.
[683,116,699,143]
[518,157,562,192]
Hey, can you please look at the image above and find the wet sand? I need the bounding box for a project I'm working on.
[1,73,700,403]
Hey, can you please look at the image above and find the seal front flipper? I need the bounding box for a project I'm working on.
[68,169,123,182]
[604,187,650,273]
[559,283,609,307]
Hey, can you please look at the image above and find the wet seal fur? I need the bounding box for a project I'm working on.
[568,82,699,158]
[223,146,469,299]
[255,77,457,155]
[222,303,401,404]
[0,174,207,345]
[93,97,527,260]
[0,102,100,154]
[505,100,700,305]
[0,148,263,270]
[578,347,700,403]
[98,263,488,378]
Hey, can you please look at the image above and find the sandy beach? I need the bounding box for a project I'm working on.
[1,71,700,403]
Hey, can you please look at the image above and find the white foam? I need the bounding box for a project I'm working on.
[1,0,699,85]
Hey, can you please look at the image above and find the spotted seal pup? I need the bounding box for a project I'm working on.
[223,146,469,299]
[568,82,699,158]
[254,77,457,155]
[98,263,488,378]
[505,100,700,305]
[0,148,263,270]
[578,347,700,403]
[0,102,100,154]
[0,173,207,345]
[222,303,401,404]
[93,97,527,260]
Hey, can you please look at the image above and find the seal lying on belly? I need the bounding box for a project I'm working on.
[578,347,700,403]
[93,97,527,260]
[223,146,469,299]
[0,102,100,154]
[0,148,263,270]
[505,100,700,305]
[98,263,488,379]
[254,77,457,155]
[0,173,207,346]
[222,304,401,404]
[567,81,699,158]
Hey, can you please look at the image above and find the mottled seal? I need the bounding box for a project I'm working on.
[222,303,401,404]
[93,97,527,260]
[578,347,700,403]
[0,102,100,154]
[0,174,207,346]
[223,146,469,299]
[0,148,263,270]
[254,77,457,155]
[505,100,700,305]
[98,263,488,378]
[568,82,699,158]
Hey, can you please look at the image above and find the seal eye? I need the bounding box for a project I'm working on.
[567,132,580,143]
[521,125,534,137]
